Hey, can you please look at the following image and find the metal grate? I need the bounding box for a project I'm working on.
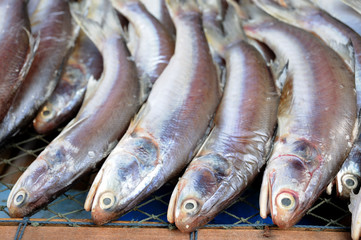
[0,127,352,239]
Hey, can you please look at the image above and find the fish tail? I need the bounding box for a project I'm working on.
[70,0,123,51]
[166,0,199,18]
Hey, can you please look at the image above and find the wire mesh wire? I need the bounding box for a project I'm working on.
[0,127,352,236]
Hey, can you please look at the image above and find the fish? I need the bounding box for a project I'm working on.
[350,188,361,240]
[310,0,361,36]
[7,0,141,218]
[83,0,221,225]
[341,0,361,15]
[167,0,279,232]
[110,0,175,94]
[0,0,37,123]
[327,135,361,198]
[252,0,361,83]
[140,0,176,37]
[243,5,358,228]
[33,29,103,134]
[0,0,73,145]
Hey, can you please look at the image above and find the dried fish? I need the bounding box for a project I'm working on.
[7,0,141,218]
[167,0,279,232]
[84,0,221,225]
[244,5,358,228]
[0,0,73,145]
[33,30,103,134]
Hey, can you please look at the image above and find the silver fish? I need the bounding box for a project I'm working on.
[7,0,141,218]
[244,5,358,228]
[110,0,175,93]
[311,0,361,36]
[0,0,73,145]
[167,0,279,232]
[84,0,221,225]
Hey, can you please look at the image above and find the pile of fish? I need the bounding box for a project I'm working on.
[2,0,361,238]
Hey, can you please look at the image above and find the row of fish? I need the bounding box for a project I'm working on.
[2,0,361,238]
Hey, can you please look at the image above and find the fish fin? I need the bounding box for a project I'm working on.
[269,60,288,95]
[166,0,199,19]
[85,168,104,211]
[259,172,270,219]
[19,28,40,80]
[70,0,123,52]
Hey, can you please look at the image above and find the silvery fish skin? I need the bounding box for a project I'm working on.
[7,1,141,218]
[244,13,357,228]
[0,0,35,122]
[311,0,361,36]
[33,31,103,134]
[140,0,176,37]
[167,2,279,232]
[111,0,175,90]
[350,189,361,240]
[332,135,361,198]
[0,0,73,145]
[253,0,361,87]
[84,0,221,225]
[341,0,361,15]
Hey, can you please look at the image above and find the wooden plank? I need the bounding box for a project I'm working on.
[0,225,353,240]
[197,228,351,240]
[0,226,189,240]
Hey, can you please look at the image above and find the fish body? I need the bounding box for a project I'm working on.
[244,12,357,228]
[111,0,175,91]
[253,0,361,82]
[33,31,103,134]
[84,0,221,225]
[140,0,176,37]
[0,0,35,122]
[7,1,141,218]
[311,0,361,36]
[0,0,73,145]
[167,1,279,232]
[342,0,361,15]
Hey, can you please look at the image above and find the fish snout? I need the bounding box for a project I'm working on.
[91,203,121,225]
[271,190,299,228]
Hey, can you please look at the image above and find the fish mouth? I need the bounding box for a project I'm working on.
[261,154,314,228]
[167,179,211,233]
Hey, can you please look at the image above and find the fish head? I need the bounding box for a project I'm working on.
[7,156,61,217]
[167,154,232,232]
[33,104,57,134]
[85,135,160,225]
[252,0,317,26]
[260,140,322,228]
[335,153,361,198]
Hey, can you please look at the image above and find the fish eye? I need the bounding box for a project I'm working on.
[14,190,27,206]
[182,199,198,214]
[342,174,358,190]
[99,193,115,210]
[276,192,296,210]
[42,106,53,118]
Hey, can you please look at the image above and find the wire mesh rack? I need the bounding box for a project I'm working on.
[0,127,353,239]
